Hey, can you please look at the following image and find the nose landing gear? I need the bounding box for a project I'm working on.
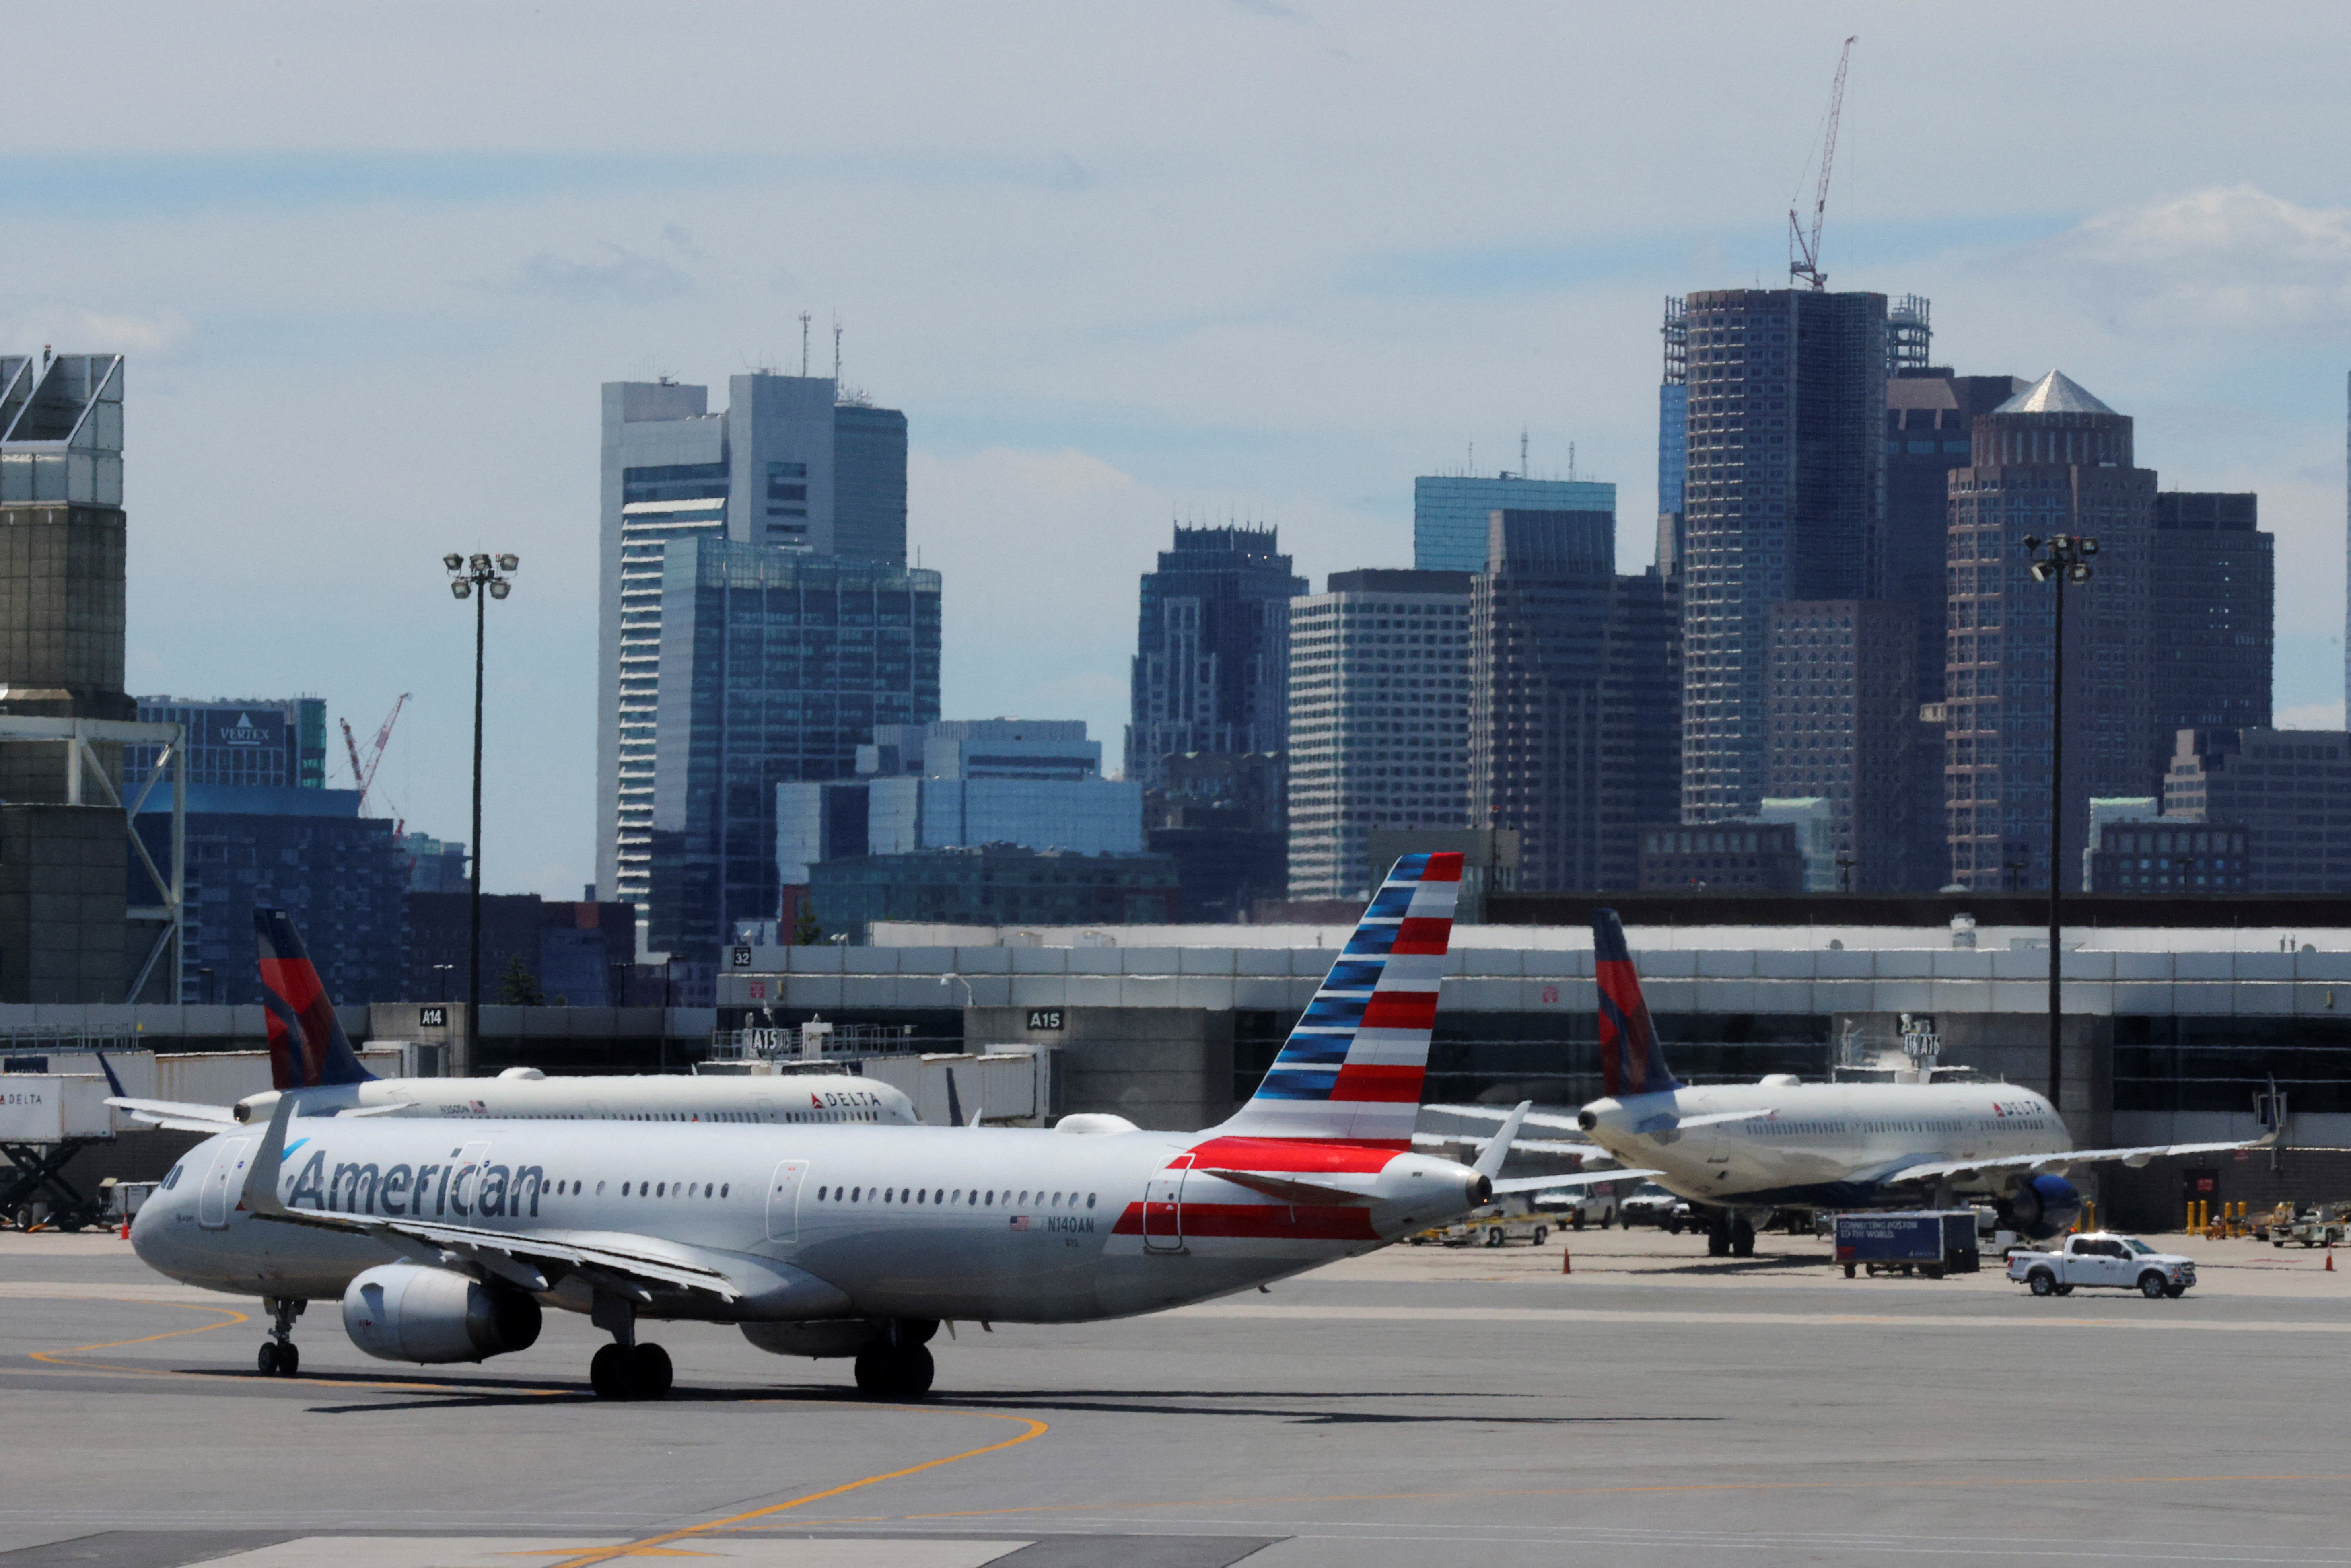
[255,1297,306,1377]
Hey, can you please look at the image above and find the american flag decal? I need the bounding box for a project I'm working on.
[1009,1214,1030,1231]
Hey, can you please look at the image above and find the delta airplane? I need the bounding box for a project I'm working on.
[1560,909,2266,1256]
[107,910,913,1134]
[130,855,1632,1399]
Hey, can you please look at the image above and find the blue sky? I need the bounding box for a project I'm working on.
[6,2,2349,896]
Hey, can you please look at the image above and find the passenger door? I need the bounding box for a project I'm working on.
[765,1159,810,1243]
[1143,1154,1193,1254]
[197,1138,251,1230]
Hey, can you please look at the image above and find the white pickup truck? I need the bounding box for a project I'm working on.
[2007,1233,2197,1298]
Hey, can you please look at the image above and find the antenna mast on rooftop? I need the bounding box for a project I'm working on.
[1788,35,1855,292]
[832,313,843,383]
[799,312,811,376]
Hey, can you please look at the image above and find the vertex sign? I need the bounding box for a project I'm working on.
[199,710,285,751]
[218,714,270,745]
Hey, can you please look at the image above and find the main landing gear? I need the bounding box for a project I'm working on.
[588,1290,672,1401]
[256,1297,306,1377]
[854,1319,939,1400]
[589,1341,673,1401]
[1706,1213,1756,1259]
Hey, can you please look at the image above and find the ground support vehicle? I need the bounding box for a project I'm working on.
[1833,1210,1980,1279]
[2008,1233,2196,1298]
[1423,1203,1549,1247]
[2266,1206,2348,1249]
[1618,1183,1676,1227]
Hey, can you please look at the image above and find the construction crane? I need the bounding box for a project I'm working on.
[340,693,411,819]
[1788,35,1856,292]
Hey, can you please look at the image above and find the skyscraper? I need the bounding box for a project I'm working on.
[2150,492,2272,755]
[1764,600,1919,891]
[1674,289,1887,825]
[597,371,910,933]
[1469,510,1680,891]
[645,537,940,959]
[1284,569,1473,900]
[1944,371,2156,890]
[1414,473,1616,575]
[1126,526,1302,794]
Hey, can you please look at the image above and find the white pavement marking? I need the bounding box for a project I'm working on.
[1170,1302,2351,1333]
[205,1538,1031,1567]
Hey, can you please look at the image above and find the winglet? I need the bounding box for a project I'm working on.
[944,1067,965,1129]
[1472,1101,1532,1180]
[93,1050,127,1098]
[239,1090,297,1218]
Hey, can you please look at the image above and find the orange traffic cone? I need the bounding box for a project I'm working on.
[118,1217,130,1240]
[2327,1247,2335,1273]
[1560,1245,1572,1275]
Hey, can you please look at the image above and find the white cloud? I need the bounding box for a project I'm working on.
[510,246,693,306]
[2024,185,2351,334]
[2278,700,2345,732]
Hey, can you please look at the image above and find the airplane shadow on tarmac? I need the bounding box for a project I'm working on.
[277,1373,1725,1426]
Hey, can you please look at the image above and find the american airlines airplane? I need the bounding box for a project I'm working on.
[1564,909,2263,1257]
[106,910,913,1133]
[129,855,1624,1399]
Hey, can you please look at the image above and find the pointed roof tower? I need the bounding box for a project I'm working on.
[1995,370,2114,417]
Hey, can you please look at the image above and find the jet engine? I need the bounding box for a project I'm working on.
[1999,1174,2083,1240]
[341,1263,543,1364]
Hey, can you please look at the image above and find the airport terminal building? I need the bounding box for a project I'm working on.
[718,896,2351,1228]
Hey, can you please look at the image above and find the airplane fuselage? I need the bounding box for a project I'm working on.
[1579,1080,2065,1211]
[233,1072,914,1127]
[133,1117,1484,1325]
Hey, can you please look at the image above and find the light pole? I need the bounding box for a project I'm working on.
[2022,529,2098,1111]
[445,551,518,1078]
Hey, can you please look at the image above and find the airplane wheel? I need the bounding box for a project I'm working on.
[854,1342,935,1400]
[278,1343,299,1377]
[1707,1229,1728,1258]
[630,1343,673,1399]
[257,1342,280,1377]
[1729,1220,1755,1258]
[590,1342,632,1400]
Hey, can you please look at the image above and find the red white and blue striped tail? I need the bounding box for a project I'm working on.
[1212,852,1462,1148]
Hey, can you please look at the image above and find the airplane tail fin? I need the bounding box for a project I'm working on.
[255,907,375,1090]
[1594,908,1679,1098]
[1213,852,1462,1148]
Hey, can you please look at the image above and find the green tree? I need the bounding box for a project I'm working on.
[496,954,545,1006]
[795,904,825,945]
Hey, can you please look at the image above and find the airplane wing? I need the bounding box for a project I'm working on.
[106,1096,239,1134]
[1886,1139,2268,1185]
[1424,1103,1592,1135]
[235,1094,741,1302]
[1630,1108,1775,1135]
[1411,1132,1599,1157]
[1489,1168,1663,1196]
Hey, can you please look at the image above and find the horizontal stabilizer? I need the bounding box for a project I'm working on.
[1410,1132,1594,1156]
[106,1095,233,1126]
[1198,1168,1377,1206]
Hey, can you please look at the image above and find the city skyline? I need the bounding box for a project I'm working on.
[6,6,2348,899]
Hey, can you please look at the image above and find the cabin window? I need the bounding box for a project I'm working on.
[1018,1190,1029,1204]
[622,1182,631,1196]
[1052,1193,1063,1208]
[884,1188,895,1202]
[596,1181,607,1196]
[850,1186,861,1200]
[916,1188,927,1204]
[1087,1193,1097,1209]
[721,1184,729,1197]
[817,1185,828,1200]
[656,1183,666,1197]
[984,1191,994,1205]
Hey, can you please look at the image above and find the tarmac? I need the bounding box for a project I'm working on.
[5,1222,2350,1567]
